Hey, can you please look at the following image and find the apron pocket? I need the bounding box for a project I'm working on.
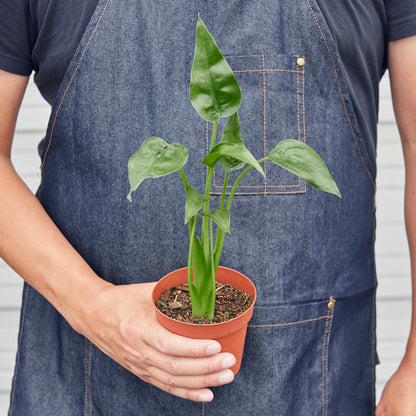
[210,298,335,415]
[208,53,307,196]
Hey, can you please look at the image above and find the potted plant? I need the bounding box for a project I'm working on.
[127,17,340,374]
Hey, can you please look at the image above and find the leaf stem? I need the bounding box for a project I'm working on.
[213,157,270,268]
[179,168,189,190]
[226,157,269,210]
[202,120,219,259]
[221,171,229,210]
[187,215,198,287]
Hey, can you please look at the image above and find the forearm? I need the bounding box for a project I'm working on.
[401,137,416,362]
[388,35,416,363]
[0,155,110,332]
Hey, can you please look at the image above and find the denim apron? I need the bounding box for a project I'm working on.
[9,0,378,415]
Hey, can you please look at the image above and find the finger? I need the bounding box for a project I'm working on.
[153,382,214,403]
[136,370,216,402]
[148,325,222,358]
[147,366,235,390]
[150,351,236,377]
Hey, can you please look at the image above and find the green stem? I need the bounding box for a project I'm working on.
[179,168,189,189]
[202,120,219,260]
[226,157,269,211]
[221,171,229,210]
[187,215,198,288]
[179,168,194,239]
[210,218,215,280]
[213,157,270,268]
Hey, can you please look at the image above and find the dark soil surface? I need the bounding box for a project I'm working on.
[155,282,252,324]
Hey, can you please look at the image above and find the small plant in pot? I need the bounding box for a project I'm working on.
[127,17,340,374]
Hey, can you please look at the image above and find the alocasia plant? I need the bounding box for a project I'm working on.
[128,17,340,319]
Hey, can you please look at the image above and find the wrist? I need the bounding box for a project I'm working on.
[48,263,113,335]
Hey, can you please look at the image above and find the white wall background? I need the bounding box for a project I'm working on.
[0,74,411,413]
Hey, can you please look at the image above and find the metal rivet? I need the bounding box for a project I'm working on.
[297,57,305,67]
[327,297,335,311]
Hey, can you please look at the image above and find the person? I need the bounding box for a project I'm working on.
[0,0,415,414]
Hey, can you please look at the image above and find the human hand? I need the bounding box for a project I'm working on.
[77,282,236,402]
[376,358,416,415]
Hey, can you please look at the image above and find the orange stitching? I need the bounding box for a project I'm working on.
[321,313,330,415]
[206,121,209,155]
[202,402,205,416]
[248,315,331,328]
[84,338,89,416]
[302,68,306,142]
[262,54,267,195]
[233,68,303,74]
[297,55,300,142]
[9,284,30,415]
[218,182,303,188]
[211,189,306,196]
[84,339,93,416]
[324,306,335,415]
[40,0,112,172]
[89,342,92,416]
[305,0,375,190]
[211,55,306,195]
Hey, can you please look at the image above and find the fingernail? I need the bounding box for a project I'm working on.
[206,342,221,356]
[222,354,236,369]
[199,391,213,402]
[219,370,234,384]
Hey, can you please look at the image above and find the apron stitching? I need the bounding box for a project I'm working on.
[210,189,306,195]
[321,314,330,416]
[9,284,30,415]
[211,58,306,196]
[302,66,306,141]
[40,0,112,172]
[84,339,93,416]
[262,54,267,196]
[233,68,302,74]
[215,183,304,189]
[89,342,93,416]
[324,304,335,416]
[84,338,89,416]
[248,314,331,328]
[297,55,300,142]
[304,0,375,191]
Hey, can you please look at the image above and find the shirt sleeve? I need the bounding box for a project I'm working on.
[385,0,416,42]
[0,0,34,75]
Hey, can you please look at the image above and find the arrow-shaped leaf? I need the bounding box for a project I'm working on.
[185,185,215,224]
[202,143,265,177]
[220,113,246,172]
[268,139,341,197]
[189,18,241,121]
[200,209,230,233]
[127,137,188,201]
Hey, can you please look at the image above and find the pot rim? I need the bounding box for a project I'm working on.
[152,265,257,328]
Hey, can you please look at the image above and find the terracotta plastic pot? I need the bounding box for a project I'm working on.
[152,266,257,374]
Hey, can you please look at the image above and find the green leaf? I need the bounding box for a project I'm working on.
[185,185,215,224]
[127,137,188,201]
[219,113,246,172]
[200,209,230,233]
[202,143,265,177]
[189,17,241,121]
[268,139,341,197]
